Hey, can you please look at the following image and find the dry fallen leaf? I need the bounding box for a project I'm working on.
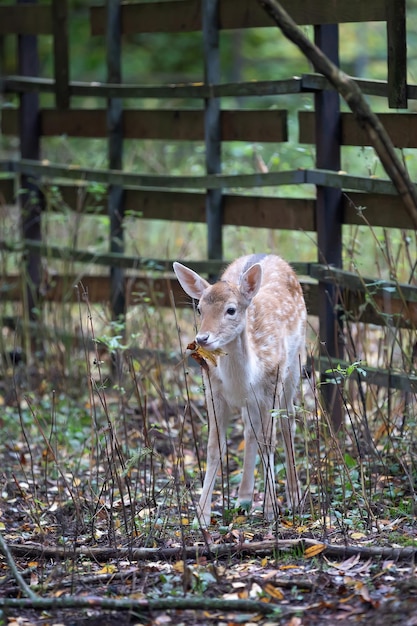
[96,563,117,575]
[263,582,285,600]
[187,341,227,370]
[304,543,326,558]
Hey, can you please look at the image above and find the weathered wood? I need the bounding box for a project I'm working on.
[5,75,417,101]
[38,184,316,230]
[1,108,288,143]
[386,0,407,109]
[343,192,413,229]
[18,0,43,329]
[310,265,417,305]
[258,0,417,230]
[18,241,311,276]
[3,179,409,232]
[106,0,125,322]
[203,0,223,264]
[0,178,15,202]
[299,112,417,148]
[314,23,343,431]
[6,109,417,148]
[2,267,417,330]
[52,0,70,109]
[1,160,401,194]
[319,357,417,393]
[2,76,303,98]
[90,0,389,36]
[0,5,52,35]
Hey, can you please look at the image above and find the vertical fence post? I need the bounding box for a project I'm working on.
[106,0,125,323]
[386,0,407,109]
[18,0,43,345]
[202,0,223,268]
[314,24,344,432]
[52,0,70,109]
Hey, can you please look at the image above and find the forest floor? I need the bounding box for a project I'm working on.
[1,349,417,626]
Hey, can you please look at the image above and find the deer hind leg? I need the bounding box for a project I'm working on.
[196,393,229,526]
[280,410,301,509]
[279,376,302,510]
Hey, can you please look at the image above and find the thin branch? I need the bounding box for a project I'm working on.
[257,0,417,229]
[0,594,301,616]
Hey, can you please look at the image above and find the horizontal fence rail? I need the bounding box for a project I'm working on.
[0,160,402,194]
[3,75,417,101]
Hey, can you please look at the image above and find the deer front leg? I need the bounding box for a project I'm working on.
[237,407,258,513]
[196,393,228,526]
[239,405,278,520]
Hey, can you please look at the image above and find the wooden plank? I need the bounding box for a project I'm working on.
[310,265,417,305]
[90,0,388,35]
[2,270,416,329]
[26,181,414,232]
[343,192,413,229]
[126,191,315,230]
[319,357,417,393]
[386,0,407,108]
[41,184,316,230]
[0,6,52,35]
[299,111,417,148]
[52,0,70,109]
[344,290,417,330]
[1,109,288,142]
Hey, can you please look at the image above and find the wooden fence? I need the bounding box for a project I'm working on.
[1,0,417,427]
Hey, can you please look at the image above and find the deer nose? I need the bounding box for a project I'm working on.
[196,332,210,346]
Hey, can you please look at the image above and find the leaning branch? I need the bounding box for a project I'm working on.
[0,532,38,600]
[257,0,417,229]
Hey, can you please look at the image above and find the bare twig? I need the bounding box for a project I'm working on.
[257,0,417,229]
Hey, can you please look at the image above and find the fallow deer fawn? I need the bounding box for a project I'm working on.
[173,254,307,526]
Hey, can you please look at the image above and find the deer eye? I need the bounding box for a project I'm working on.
[226,306,236,316]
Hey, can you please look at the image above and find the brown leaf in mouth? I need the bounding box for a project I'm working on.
[186,341,227,370]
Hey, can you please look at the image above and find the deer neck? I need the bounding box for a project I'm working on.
[214,328,260,397]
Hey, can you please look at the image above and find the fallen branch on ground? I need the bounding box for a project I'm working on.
[0,594,304,617]
[6,538,417,562]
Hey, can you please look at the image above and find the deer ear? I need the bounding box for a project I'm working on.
[173,262,211,300]
[240,263,263,302]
